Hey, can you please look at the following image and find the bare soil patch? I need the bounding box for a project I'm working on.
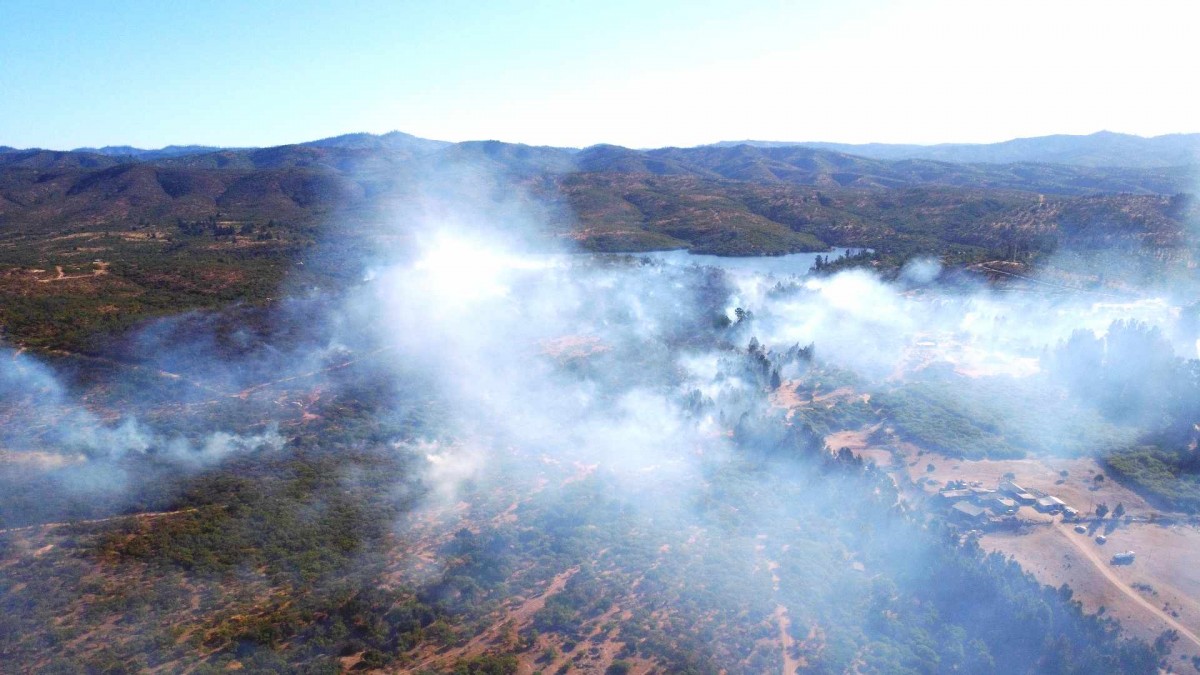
[774,603,805,675]
[903,453,1156,519]
[408,567,579,673]
[772,382,864,419]
[540,334,611,362]
[825,425,892,467]
[982,522,1200,669]
[34,260,109,283]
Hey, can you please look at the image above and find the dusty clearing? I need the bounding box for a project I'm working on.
[409,567,579,672]
[905,453,1157,519]
[825,425,892,467]
[983,522,1200,666]
[774,604,804,675]
[895,332,1040,380]
[540,334,611,361]
[35,261,109,283]
[823,422,1200,667]
[772,382,866,419]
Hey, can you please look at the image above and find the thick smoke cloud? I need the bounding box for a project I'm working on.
[0,346,283,529]
[6,156,1194,511]
[301,163,1199,510]
[0,347,279,464]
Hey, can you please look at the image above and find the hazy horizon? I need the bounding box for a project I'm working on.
[3,0,1197,150]
[4,127,1199,155]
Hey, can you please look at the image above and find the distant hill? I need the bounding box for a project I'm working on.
[1,129,1198,352]
[612,144,1191,194]
[301,130,450,156]
[0,149,123,170]
[3,130,1195,191]
[435,140,578,176]
[0,135,1190,232]
[550,173,1196,258]
[72,145,229,160]
[714,131,1200,168]
[0,129,1196,265]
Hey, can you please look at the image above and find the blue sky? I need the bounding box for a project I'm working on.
[1,0,1196,150]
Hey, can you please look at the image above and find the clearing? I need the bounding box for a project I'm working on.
[983,521,1200,666]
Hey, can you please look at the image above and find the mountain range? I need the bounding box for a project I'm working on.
[2,130,1195,194]
[713,130,1200,169]
[0,128,1197,352]
[5,128,1197,173]
[0,129,1196,264]
[4,129,1192,169]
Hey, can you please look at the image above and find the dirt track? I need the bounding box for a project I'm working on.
[0,508,200,536]
[774,603,802,675]
[1053,523,1200,652]
[35,262,109,283]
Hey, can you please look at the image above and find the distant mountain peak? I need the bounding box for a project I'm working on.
[301,130,450,154]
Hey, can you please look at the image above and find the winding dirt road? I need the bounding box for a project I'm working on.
[1053,523,1200,652]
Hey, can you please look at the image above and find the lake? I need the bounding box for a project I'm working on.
[637,248,869,277]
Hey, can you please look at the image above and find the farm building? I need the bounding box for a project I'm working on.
[983,495,1018,515]
[950,501,989,526]
[936,489,974,503]
[998,480,1025,495]
[1034,496,1066,513]
[1011,491,1037,506]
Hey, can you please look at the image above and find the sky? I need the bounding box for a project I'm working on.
[1,0,1197,150]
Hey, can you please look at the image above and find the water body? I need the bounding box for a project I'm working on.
[638,248,869,277]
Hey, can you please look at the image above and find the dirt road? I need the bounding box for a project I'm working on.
[0,508,202,536]
[1054,523,1200,652]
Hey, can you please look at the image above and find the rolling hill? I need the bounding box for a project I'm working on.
[0,130,1197,352]
[717,131,1200,169]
